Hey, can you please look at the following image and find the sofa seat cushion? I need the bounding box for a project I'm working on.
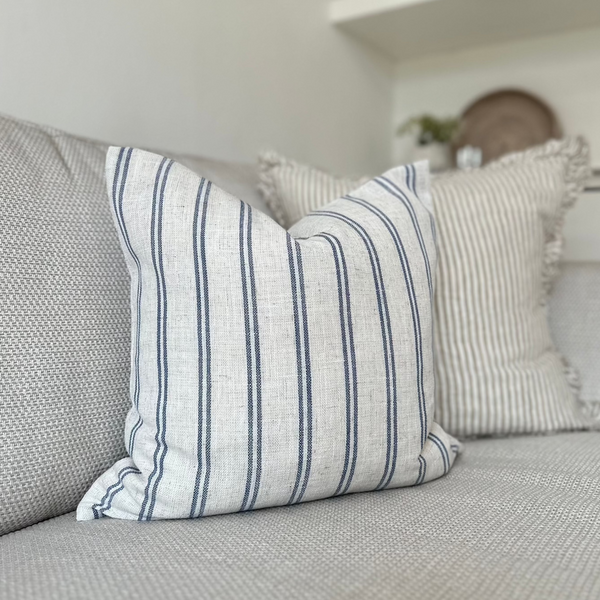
[2,432,599,600]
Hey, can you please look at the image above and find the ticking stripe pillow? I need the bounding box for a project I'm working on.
[77,148,459,521]
[258,151,370,227]
[258,139,597,438]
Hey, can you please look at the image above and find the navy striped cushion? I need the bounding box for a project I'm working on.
[77,148,459,521]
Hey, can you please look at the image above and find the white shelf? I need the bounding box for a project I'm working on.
[329,0,437,23]
[330,0,600,62]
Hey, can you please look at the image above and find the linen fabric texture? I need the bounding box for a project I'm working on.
[77,147,459,521]
[0,114,130,536]
[0,113,272,536]
[258,140,595,438]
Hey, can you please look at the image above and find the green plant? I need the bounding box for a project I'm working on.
[397,114,460,145]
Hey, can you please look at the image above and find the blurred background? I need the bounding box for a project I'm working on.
[1,0,599,171]
[1,0,599,244]
[0,0,392,175]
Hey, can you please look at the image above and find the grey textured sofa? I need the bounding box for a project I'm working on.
[1,115,599,600]
[2,432,600,600]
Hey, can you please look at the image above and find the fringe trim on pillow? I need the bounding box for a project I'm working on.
[490,136,591,297]
[257,151,292,228]
[580,400,600,423]
[492,137,591,402]
[562,355,583,402]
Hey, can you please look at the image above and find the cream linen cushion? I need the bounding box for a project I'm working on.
[77,148,458,521]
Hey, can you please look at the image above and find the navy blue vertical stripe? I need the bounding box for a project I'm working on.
[319,233,351,496]
[110,148,144,455]
[295,243,313,503]
[189,179,213,518]
[344,195,427,452]
[428,433,449,475]
[415,455,427,485]
[415,456,423,486]
[317,233,359,497]
[92,466,140,519]
[101,471,139,516]
[198,182,213,517]
[240,204,263,511]
[337,236,359,495]
[190,178,206,518]
[138,157,174,521]
[375,176,433,299]
[128,414,143,456]
[311,211,397,492]
[405,164,415,195]
[247,206,263,510]
[286,236,313,505]
[287,234,305,505]
[406,165,438,425]
[92,466,128,519]
[147,158,175,519]
[409,164,418,196]
[240,202,254,511]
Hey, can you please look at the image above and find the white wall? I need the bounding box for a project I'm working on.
[392,27,600,261]
[0,0,392,174]
[392,27,600,168]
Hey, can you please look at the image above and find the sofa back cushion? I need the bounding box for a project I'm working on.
[550,261,600,419]
[0,113,269,535]
[0,115,128,536]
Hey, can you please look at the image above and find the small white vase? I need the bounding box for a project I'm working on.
[412,142,451,173]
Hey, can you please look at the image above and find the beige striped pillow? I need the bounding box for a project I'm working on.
[258,139,597,438]
[258,151,370,227]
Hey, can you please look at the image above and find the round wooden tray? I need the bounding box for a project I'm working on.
[453,89,562,166]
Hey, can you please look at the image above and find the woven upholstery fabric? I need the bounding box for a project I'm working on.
[550,261,600,419]
[0,114,130,536]
[258,140,595,438]
[3,432,600,600]
[78,148,458,521]
[0,114,273,536]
